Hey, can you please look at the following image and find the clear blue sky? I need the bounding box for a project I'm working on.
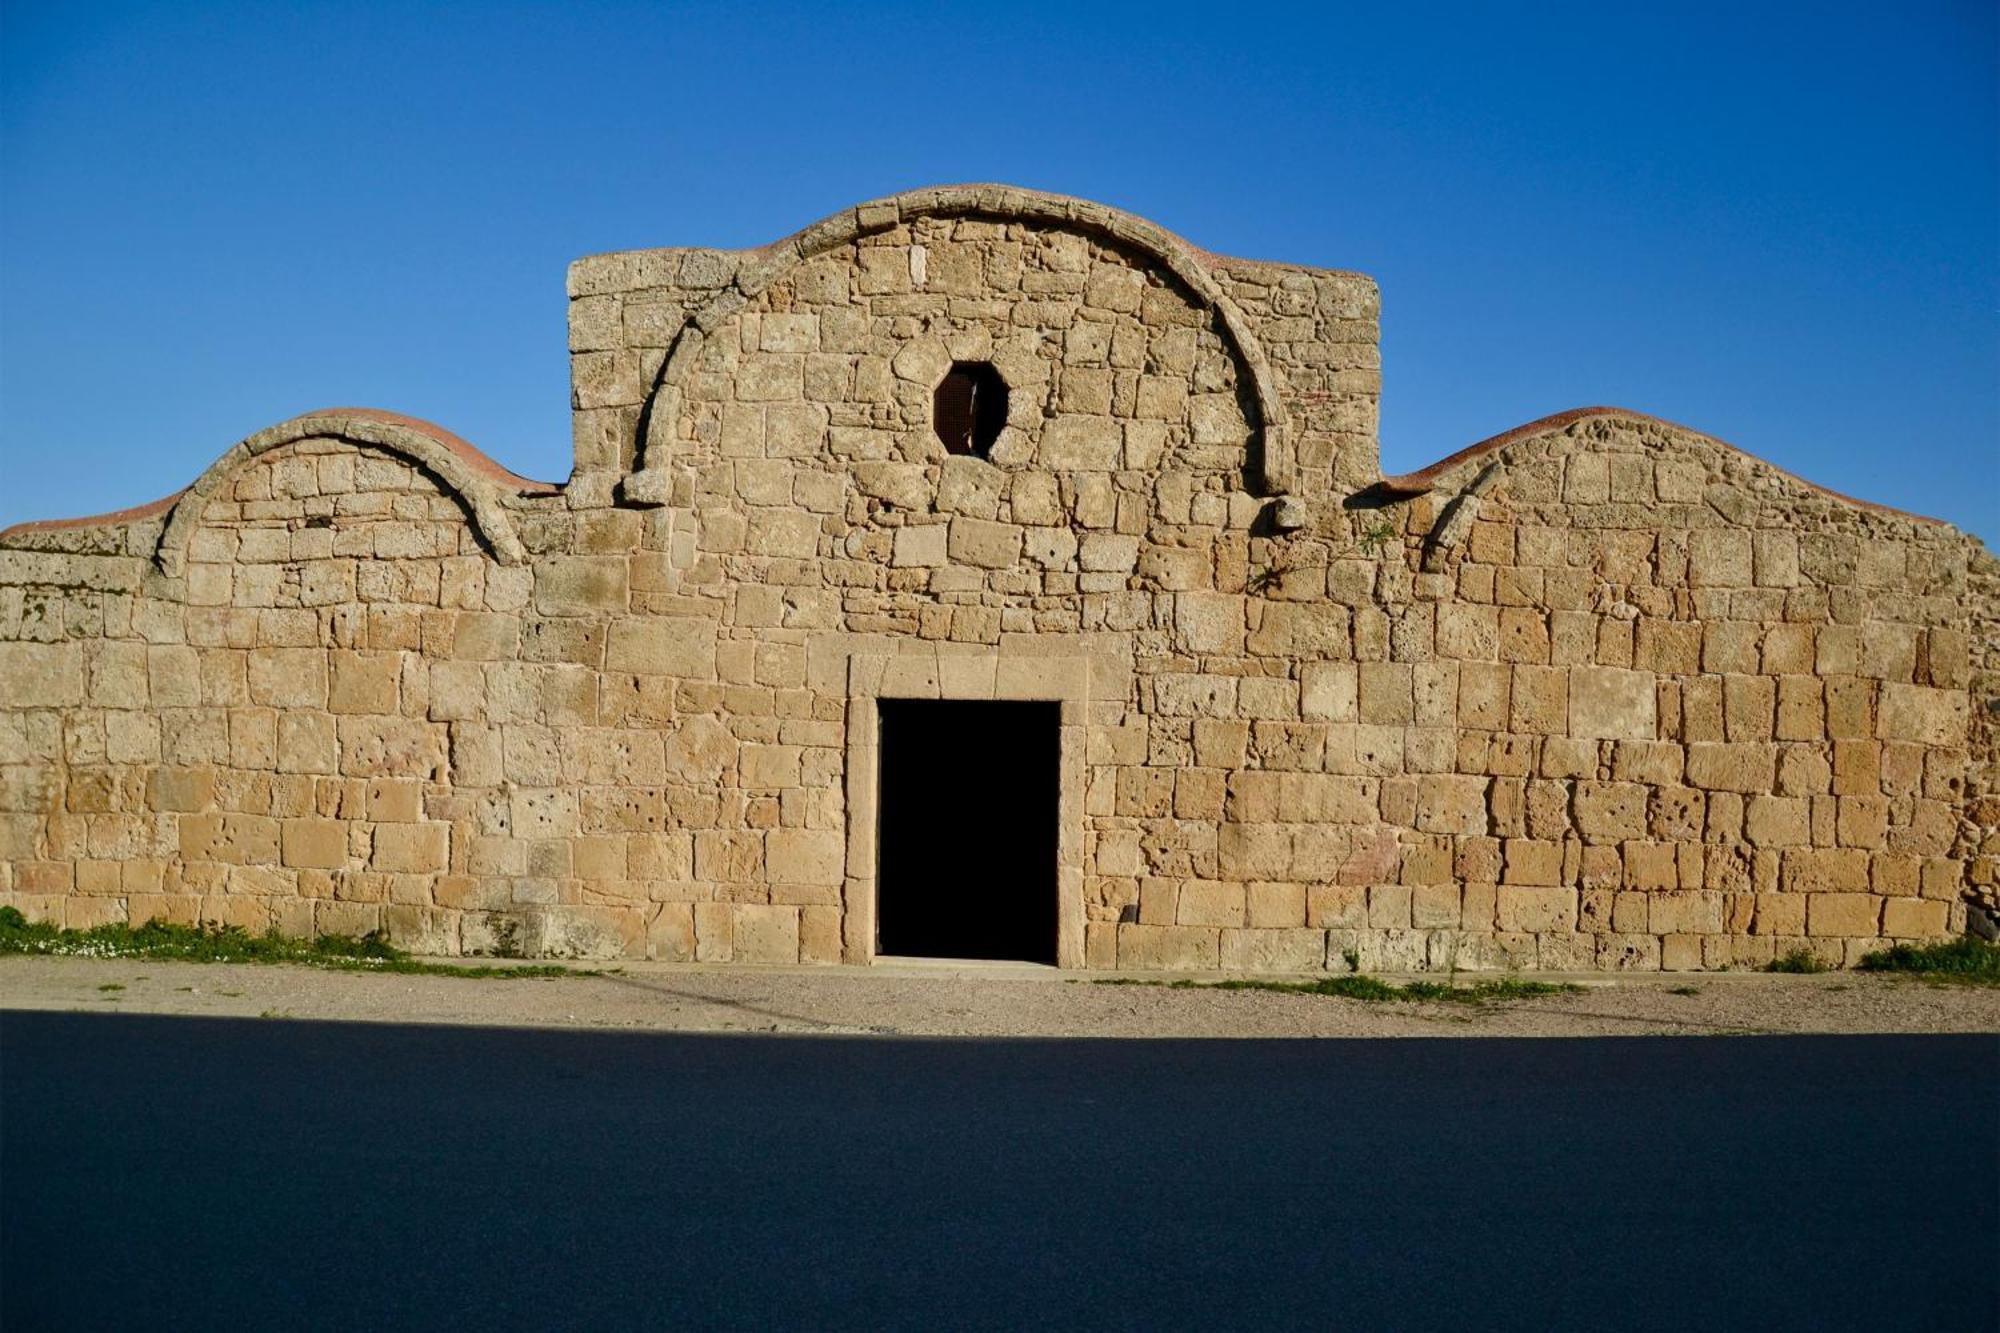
[3,0,1994,537]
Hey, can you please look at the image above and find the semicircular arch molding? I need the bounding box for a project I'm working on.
[156,411,537,576]
[625,185,1294,501]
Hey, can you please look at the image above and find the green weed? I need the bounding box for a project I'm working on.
[1764,948,1830,974]
[1858,936,2000,986]
[1357,520,1398,556]
[0,907,582,980]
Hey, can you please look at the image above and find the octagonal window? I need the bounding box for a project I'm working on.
[933,362,1008,458]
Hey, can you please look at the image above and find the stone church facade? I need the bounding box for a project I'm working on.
[2,185,1994,970]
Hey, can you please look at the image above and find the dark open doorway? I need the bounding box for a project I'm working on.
[876,699,1059,964]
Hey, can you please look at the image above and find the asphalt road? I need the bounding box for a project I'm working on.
[2,1015,1994,1331]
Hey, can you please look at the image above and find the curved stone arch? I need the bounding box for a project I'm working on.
[156,409,553,576]
[624,185,1295,502]
[1404,407,1952,572]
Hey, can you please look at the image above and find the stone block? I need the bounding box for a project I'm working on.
[733,905,800,964]
[1783,847,1871,893]
[798,905,842,964]
[1116,923,1220,970]
[1415,775,1488,835]
[282,818,348,870]
[1807,892,1880,937]
[1688,529,1753,586]
[535,556,629,615]
[892,524,948,567]
[1217,824,1291,880]
[766,828,843,886]
[1040,416,1123,470]
[1219,928,1324,973]
[1410,883,1461,929]
[1649,890,1722,934]
[643,904,695,962]
[1496,885,1575,932]
[179,813,280,865]
[1509,666,1567,735]
[1876,683,1968,746]
[1247,602,1348,658]
[1356,662,1414,725]
[1568,667,1656,740]
[1177,880,1245,927]
[1174,592,1242,655]
[147,767,215,814]
[1305,884,1366,929]
[1501,839,1564,886]
[1077,533,1139,573]
[1300,662,1357,722]
[1684,743,1776,793]
[328,652,399,715]
[451,613,521,661]
[606,618,717,678]
[1881,898,1947,938]
[1245,881,1306,928]
[0,643,84,707]
[1744,795,1810,847]
[948,517,1022,569]
[694,902,734,962]
[372,823,449,874]
[1574,782,1646,842]
[1353,929,1431,973]
[1192,719,1248,768]
[247,648,327,708]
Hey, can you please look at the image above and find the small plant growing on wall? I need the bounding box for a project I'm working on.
[1246,565,1289,594]
[1357,520,1397,556]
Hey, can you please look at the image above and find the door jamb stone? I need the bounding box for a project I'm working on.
[844,651,1088,967]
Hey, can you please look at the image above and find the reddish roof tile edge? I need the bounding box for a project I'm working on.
[1375,406,1947,525]
[0,490,188,540]
[0,409,562,544]
[325,408,563,495]
[573,183,1375,284]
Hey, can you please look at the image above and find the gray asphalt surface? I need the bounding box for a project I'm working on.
[2,1014,1995,1331]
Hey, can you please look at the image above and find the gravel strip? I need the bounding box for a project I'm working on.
[4,955,1998,1038]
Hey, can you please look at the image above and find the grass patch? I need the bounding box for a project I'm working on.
[0,907,583,979]
[1858,936,2000,986]
[1764,948,1831,974]
[1095,974,1579,1005]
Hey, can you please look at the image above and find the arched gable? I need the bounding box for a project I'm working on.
[623,185,1295,502]
[156,410,555,575]
[1398,407,1952,571]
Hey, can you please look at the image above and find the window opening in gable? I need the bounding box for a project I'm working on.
[933,362,1008,458]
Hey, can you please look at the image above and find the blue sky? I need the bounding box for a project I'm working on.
[3,0,1994,536]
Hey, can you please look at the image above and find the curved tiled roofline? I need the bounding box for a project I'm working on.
[0,408,560,549]
[1376,406,1948,525]
[0,490,188,539]
[1,410,562,570]
[322,408,563,496]
[624,183,1299,501]
[576,183,1370,284]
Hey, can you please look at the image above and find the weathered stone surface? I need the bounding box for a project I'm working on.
[1569,667,1657,740]
[606,619,716,678]
[0,187,1988,974]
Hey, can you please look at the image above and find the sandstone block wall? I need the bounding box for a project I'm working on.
[2,186,1993,969]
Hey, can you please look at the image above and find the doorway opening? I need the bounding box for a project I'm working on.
[876,699,1059,964]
